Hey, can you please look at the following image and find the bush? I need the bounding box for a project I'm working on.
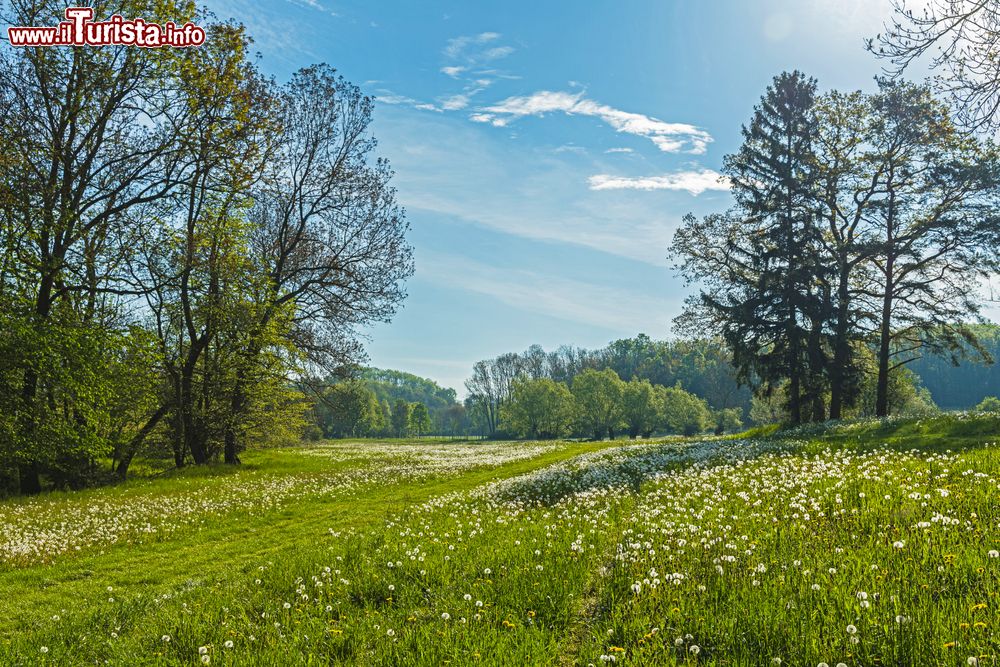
[975,396,1000,413]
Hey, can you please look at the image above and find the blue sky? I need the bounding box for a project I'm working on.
[204,0,998,394]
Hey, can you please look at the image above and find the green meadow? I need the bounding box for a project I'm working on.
[2,415,999,666]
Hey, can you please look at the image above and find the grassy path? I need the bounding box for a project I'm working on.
[0,440,617,638]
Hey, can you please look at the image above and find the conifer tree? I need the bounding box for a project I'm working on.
[677,71,829,424]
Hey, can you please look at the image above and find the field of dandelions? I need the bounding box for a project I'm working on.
[2,414,999,666]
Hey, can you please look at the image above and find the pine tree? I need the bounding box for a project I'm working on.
[715,71,829,424]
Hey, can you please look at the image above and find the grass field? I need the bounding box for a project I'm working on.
[2,415,1000,665]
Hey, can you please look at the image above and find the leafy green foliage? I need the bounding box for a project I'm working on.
[408,403,432,436]
[0,8,411,491]
[909,324,1000,409]
[621,379,660,438]
[464,336,751,439]
[974,396,1000,413]
[313,381,380,438]
[659,385,713,436]
[390,400,411,437]
[571,369,625,439]
[363,369,458,433]
[502,378,576,439]
[713,407,744,434]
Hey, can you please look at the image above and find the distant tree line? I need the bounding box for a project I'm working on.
[310,322,1000,442]
[306,368,469,438]
[362,368,462,430]
[463,336,746,438]
[502,370,723,440]
[910,324,1000,410]
[672,72,1000,425]
[0,1,412,494]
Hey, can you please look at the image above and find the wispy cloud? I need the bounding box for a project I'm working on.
[377,92,443,113]
[440,92,475,111]
[482,46,515,60]
[436,32,516,111]
[443,31,508,61]
[605,147,635,154]
[378,100,724,266]
[376,33,517,114]
[588,170,730,195]
[419,253,675,332]
[376,92,420,106]
[282,0,338,17]
[469,90,712,154]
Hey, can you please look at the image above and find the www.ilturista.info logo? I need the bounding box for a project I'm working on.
[7,7,205,47]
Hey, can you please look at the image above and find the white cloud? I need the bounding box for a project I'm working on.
[376,106,726,266]
[482,46,515,60]
[440,93,473,111]
[471,90,712,154]
[605,147,634,154]
[444,32,506,60]
[468,112,506,126]
[377,93,420,106]
[436,33,515,113]
[588,170,730,195]
[282,0,341,16]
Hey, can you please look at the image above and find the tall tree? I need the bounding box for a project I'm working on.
[390,399,411,438]
[812,90,880,419]
[238,64,413,462]
[138,21,277,466]
[659,385,713,436]
[621,378,660,439]
[0,0,197,492]
[409,402,431,437]
[503,378,575,439]
[571,368,624,440]
[465,360,500,436]
[314,380,378,438]
[862,80,1000,416]
[675,71,827,424]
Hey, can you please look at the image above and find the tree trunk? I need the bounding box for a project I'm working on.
[875,288,893,417]
[811,394,825,423]
[17,274,56,495]
[829,262,853,420]
[224,382,245,464]
[224,430,241,464]
[788,370,802,425]
[115,404,169,480]
[18,367,43,495]
[114,455,132,481]
[179,354,209,464]
[806,315,827,423]
[18,462,42,495]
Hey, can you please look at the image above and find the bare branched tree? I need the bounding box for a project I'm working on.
[870,0,1000,132]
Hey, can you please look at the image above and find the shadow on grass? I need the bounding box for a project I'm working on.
[781,412,1000,455]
